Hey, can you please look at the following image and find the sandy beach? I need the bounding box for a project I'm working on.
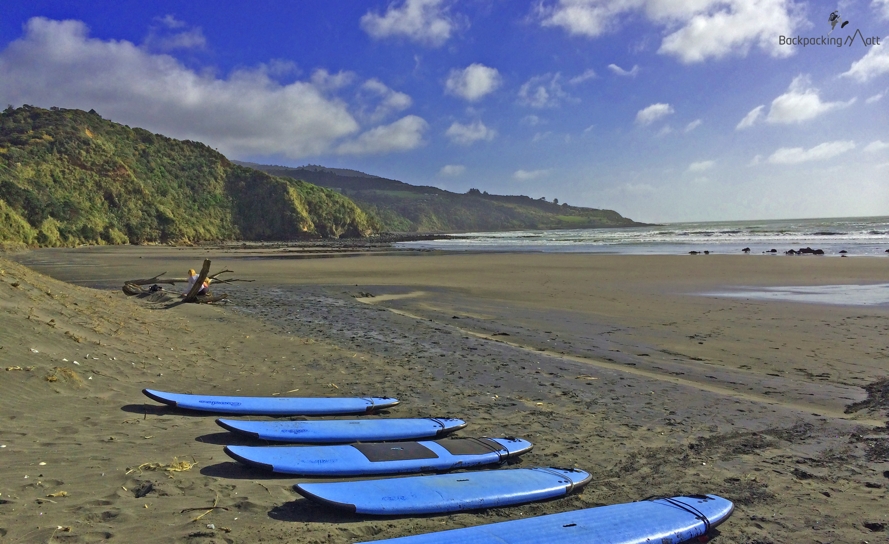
[1,246,887,543]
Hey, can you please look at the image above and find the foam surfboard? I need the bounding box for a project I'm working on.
[142,389,398,416]
[356,494,734,543]
[216,417,467,443]
[224,436,532,476]
[294,466,591,515]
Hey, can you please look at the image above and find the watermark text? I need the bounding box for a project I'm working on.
[779,31,881,47]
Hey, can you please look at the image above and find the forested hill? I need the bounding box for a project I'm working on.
[236,162,646,233]
[0,106,377,248]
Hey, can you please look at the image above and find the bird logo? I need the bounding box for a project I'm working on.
[828,10,850,34]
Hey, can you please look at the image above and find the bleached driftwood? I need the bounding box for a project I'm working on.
[122,259,247,304]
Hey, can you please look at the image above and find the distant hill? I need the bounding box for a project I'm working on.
[235,162,646,233]
[0,106,377,247]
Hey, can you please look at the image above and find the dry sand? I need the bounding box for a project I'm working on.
[1,246,888,543]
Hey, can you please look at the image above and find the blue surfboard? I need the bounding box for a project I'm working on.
[356,494,734,543]
[217,417,467,443]
[295,467,591,515]
[224,437,532,476]
[142,389,398,416]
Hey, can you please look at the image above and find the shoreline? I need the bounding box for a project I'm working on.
[1,248,888,543]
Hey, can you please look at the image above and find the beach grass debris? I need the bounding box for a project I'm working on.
[46,491,68,498]
[126,457,197,477]
[44,367,84,386]
[6,366,34,371]
[185,492,223,522]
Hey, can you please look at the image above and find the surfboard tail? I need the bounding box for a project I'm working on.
[224,446,275,472]
[293,484,359,514]
[216,418,261,439]
[142,388,176,407]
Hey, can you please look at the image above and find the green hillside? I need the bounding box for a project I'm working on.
[238,162,647,233]
[0,106,377,247]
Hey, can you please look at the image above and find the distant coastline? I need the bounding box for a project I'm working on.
[395,215,889,257]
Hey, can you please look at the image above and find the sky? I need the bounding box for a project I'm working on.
[1,0,887,223]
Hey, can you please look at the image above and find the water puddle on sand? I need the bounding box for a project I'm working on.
[702,283,889,307]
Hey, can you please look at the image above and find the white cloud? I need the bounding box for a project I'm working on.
[874,0,889,20]
[518,73,569,108]
[608,63,639,77]
[444,120,496,145]
[310,69,356,91]
[765,75,855,124]
[635,103,674,125]
[736,104,764,129]
[688,160,715,172]
[144,15,206,52]
[513,169,550,180]
[767,141,856,164]
[360,0,458,47]
[657,125,674,136]
[538,0,632,37]
[569,68,597,84]
[358,78,412,122]
[0,18,378,158]
[841,37,889,82]
[532,131,553,142]
[864,140,889,153]
[336,115,428,155]
[538,0,804,64]
[445,63,502,102]
[866,90,886,103]
[0,18,433,159]
[521,115,544,126]
[439,164,465,176]
[657,0,802,63]
[684,119,702,132]
[748,154,763,166]
[156,15,187,29]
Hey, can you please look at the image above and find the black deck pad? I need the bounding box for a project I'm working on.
[353,441,439,462]
[435,437,502,456]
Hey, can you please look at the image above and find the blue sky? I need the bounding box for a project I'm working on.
[1,0,887,222]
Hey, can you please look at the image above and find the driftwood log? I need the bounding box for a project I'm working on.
[122,259,251,304]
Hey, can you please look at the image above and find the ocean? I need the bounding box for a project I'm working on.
[396,216,889,257]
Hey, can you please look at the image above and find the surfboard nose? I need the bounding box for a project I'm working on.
[490,437,533,457]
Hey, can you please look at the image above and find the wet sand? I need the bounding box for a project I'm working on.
[2,246,888,543]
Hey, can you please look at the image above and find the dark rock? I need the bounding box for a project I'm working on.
[741,247,750,253]
[133,481,154,498]
[689,251,699,255]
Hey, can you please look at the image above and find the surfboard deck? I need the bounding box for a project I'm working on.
[217,417,467,443]
[355,494,734,543]
[142,388,398,415]
[224,436,532,476]
[295,467,591,515]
